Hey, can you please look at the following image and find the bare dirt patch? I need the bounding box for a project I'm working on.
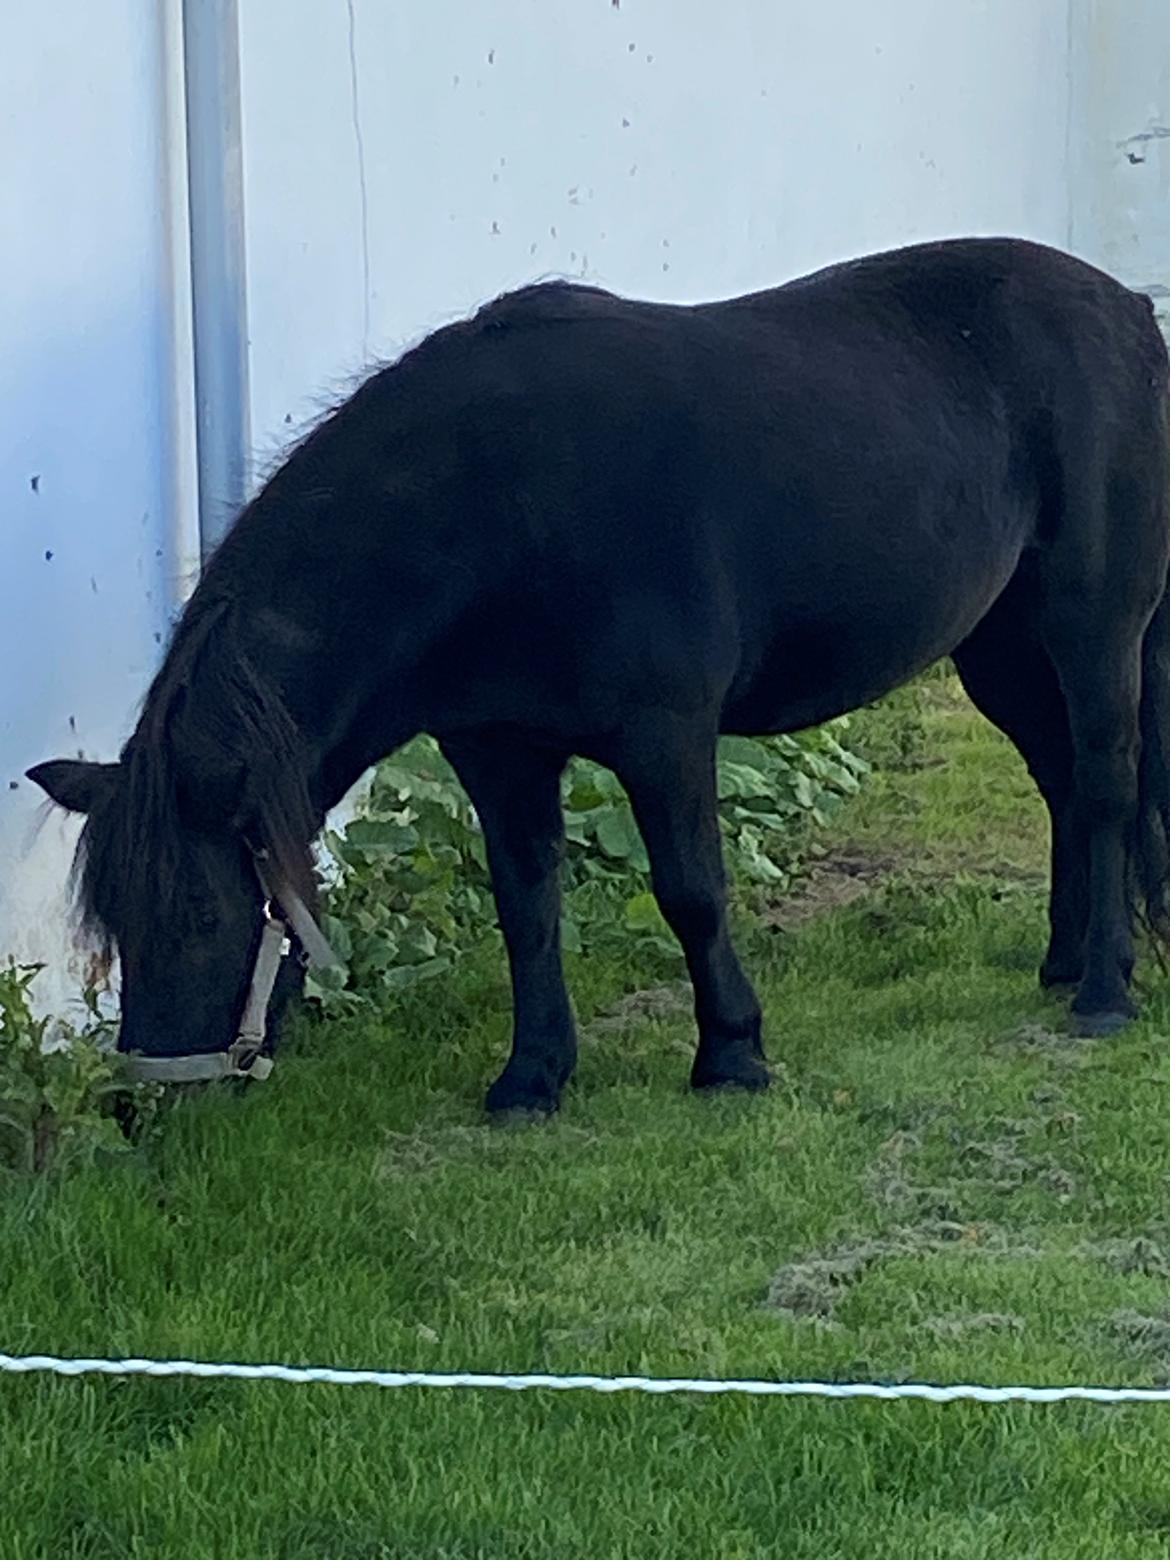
[994,1022,1097,1064]
[769,1224,1170,1333]
[923,1311,1025,1341]
[1085,1237,1170,1279]
[862,1112,1079,1221]
[583,982,693,1040]
[759,849,895,931]
[765,1220,1003,1324]
[1108,1308,1170,1375]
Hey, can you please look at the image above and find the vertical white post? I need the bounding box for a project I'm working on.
[160,0,202,613]
[183,0,252,558]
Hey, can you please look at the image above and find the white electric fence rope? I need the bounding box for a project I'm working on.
[2,1352,1168,1404]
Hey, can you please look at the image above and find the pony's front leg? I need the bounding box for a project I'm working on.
[441,734,576,1114]
[613,714,770,1092]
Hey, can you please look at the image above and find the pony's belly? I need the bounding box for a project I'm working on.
[721,595,993,736]
[720,520,1029,735]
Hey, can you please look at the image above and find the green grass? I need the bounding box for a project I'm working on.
[7,680,1170,1557]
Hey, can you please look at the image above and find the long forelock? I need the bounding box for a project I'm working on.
[73,737,195,953]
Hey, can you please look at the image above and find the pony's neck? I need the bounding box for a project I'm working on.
[191,455,476,828]
[196,581,426,828]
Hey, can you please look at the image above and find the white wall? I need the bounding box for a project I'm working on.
[239,0,1072,465]
[1069,0,1170,330]
[0,3,196,1015]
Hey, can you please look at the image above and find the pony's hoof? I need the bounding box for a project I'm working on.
[691,1044,772,1093]
[485,1062,567,1117]
[1070,1007,1135,1038]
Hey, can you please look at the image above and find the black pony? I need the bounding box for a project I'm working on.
[29,238,1170,1113]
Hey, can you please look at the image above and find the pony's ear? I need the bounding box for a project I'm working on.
[26,759,121,815]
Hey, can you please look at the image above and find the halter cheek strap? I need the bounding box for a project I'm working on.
[121,854,340,1086]
[252,854,338,972]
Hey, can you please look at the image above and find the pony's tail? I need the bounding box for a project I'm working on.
[1135,582,1170,947]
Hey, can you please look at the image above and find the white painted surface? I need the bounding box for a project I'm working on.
[239,0,1072,462]
[0,4,188,1013]
[1069,0,1170,327]
[2,0,1166,1013]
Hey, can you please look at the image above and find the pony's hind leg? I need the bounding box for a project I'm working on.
[1037,425,1170,1031]
[1040,607,1147,1034]
[951,571,1085,990]
[1032,297,1170,1032]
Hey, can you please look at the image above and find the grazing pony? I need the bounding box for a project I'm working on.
[30,238,1170,1112]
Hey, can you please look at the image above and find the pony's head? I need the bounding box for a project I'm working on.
[28,600,323,1078]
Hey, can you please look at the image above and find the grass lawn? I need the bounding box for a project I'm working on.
[6,680,1170,1557]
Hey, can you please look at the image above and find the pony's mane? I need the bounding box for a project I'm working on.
[73,278,606,951]
[75,589,317,952]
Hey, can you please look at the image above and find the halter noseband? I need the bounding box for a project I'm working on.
[121,852,339,1085]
